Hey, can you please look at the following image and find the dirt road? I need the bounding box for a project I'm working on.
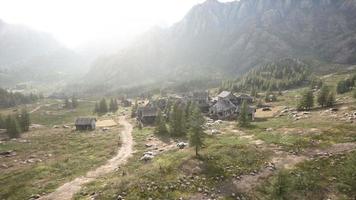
[30,105,42,113]
[40,116,133,200]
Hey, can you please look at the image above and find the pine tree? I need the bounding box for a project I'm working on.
[99,98,108,114]
[113,98,119,111]
[272,171,289,199]
[169,102,185,137]
[188,106,205,157]
[336,80,349,94]
[94,102,99,114]
[326,92,336,107]
[238,100,250,127]
[297,89,314,111]
[250,87,257,97]
[353,88,356,99]
[109,98,119,113]
[6,115,21,138]
[109,99,114,112]
[19,109,30,132]
[64,98,71,109]
[154,112,168,136]
[71,95,78,108]
[0,114,4,129]
[131,100,138,118]
[317,85,330,107]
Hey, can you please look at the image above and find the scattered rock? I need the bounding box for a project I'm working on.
[63,125,70,129]
[0,150,17,157]
[177,142,188,149]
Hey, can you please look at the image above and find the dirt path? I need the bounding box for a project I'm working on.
[40,116,133,200]
[30,105,42,113]
[230,129,356,194]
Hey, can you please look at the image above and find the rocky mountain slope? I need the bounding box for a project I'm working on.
[84,0,356,90]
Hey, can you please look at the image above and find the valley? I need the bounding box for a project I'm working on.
[1,0,356,199]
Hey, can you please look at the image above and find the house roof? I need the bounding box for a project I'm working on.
[140,107,158,117]
[218,91,232,98]
[75,117,96,125]
[236,94,253,99]
[212,99,236,111]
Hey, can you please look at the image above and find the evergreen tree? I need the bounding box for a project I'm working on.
[64,98,71,109]
[250,87,257,97]
[326,92,336,107]
[317,85,330,107]
[336,80,349,94]
[99,98,108,114]
[6,115,21,138]
[113,98,119,111]
[169,102,185,137]
[297,89,314,111]
[272,171,289,200]
[71,95,78,108]
[109,99,114,112]
[238,100,250,127]
[94,102,99,114]
[0,114,4,129]
[353,88,356,99]
[154,112,168,136]
[131,100,138,118]
[188,106,205,157]
[109,98,119,113]
[19,109,30,132]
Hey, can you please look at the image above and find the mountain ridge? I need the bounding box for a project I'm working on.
[82,0,356,91]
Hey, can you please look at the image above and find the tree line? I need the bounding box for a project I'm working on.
[0,109,30,138]
[0,88,43,108]
[154,101,205,156]
[220,58,310,93]
[94,98,119,115]
[336,74,356,94]
[297,84,336,111]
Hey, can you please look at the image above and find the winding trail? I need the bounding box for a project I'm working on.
[40,116,133,200]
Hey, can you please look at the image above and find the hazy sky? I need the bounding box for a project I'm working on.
[0,0,234,48]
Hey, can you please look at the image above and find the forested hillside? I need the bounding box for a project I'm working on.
[83,0,356,91]
[221,58,311,91]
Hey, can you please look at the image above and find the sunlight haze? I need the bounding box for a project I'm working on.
[0,0,234,48]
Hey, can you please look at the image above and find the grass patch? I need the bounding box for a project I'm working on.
[29,100,95,126]
[255,151,356,200]
[0,127,120,200]
[74,129,272,200]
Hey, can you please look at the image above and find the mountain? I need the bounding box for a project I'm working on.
[83,0,356,91]
[0,19,88,87]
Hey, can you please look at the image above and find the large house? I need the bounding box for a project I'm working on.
[137,106,159,125]
[217,91,239,106]
[185,91,210,112]
[75,117,96,131]
[210,91,255,120]
[209,98,237,120]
